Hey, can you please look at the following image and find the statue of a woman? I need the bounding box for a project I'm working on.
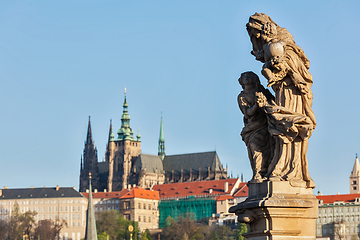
[245,13,316,188]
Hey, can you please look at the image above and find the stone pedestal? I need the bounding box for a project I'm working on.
[229,181,318,240]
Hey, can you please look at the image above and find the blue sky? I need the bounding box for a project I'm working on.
[0,1,358,195]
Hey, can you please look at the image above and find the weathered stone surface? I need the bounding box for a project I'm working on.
[239,13,316,188]
[232,13,318,239]
[229,182,318,240]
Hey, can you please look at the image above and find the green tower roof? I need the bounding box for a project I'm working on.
[117,88,135,141]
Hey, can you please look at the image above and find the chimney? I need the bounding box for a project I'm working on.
[31,186,34,189]
[128,184,131,190]
[56,185,60,191]
[133,184,136,188]
[0,190,2,196]
[3,186,7,189]
[73,187,76,190]
[104,189,107,193]
[209,189,213,194]
[224,182,229,193]
[94,189,98,193]
[86,189,89,193]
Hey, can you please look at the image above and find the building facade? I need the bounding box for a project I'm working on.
[80,90,228,192]
[81,187,160,230]
[152,178,244,228]
[316,155,360,240]
[119,187,160,230]
[0,186,88,240]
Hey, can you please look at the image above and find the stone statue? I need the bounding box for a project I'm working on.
[237,71,274,183]
[230,14,318,240]
[239,13,316,188]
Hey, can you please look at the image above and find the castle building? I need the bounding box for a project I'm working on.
[79,90,228,192]
[0,186,88,240]
[316,155,360,240]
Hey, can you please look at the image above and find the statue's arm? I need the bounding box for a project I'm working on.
[238,94,258,120]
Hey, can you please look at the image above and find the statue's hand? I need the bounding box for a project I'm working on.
[255,92,267,108]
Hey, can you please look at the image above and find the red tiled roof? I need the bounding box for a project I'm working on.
[120,187,160,200]
[215,195,234,201]
[81,189,128,199]
[316,194,360,204]
[232,182,248,197]
[152,178,240,199]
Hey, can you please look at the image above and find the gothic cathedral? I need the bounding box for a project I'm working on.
[79,90,228,192]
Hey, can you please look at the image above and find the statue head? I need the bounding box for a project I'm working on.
[238,71,260,89]
[261,22,277,40]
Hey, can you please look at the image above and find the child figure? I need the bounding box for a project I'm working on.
[237,71,274,183]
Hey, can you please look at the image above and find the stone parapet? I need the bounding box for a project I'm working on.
[229,181,318,240]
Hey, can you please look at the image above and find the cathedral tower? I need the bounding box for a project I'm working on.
[79,117,100,192]
[106,89,141,191]
[158,115,165,161]
[350,154,360,194]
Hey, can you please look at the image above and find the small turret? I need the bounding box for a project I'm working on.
[109,119,114,142]
[158,115,165,160]
[137,127,141,142]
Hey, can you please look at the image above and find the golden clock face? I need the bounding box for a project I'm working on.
[128,225,134,232]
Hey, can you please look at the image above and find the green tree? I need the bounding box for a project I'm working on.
[33,219,67,240]
[96,210,139,240]
[141,229,153,240]
[7,202,36,240]
[235,223,247,240]
[161,216,206,240]
[98,231,109,240]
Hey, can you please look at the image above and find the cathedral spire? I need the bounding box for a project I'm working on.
[117,89,135,141]
[108,119,114,142]
[86,116,93,144]
[158,114,165,160]
[85,173,98,240]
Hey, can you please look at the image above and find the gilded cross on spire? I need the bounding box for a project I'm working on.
[125,87,127,95]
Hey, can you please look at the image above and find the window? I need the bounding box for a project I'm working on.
[49,207,52,212]
[78,214,80,220]
[149,204,151,210]
[124,201,130,210]
[143,216,146,222]
[78,206,80,211]
[72,207,75,211]
[149,216,151,222]
[72,214,75,219]
[143,203,146,210]
[138,203,141,209]
[138,216,141,222]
